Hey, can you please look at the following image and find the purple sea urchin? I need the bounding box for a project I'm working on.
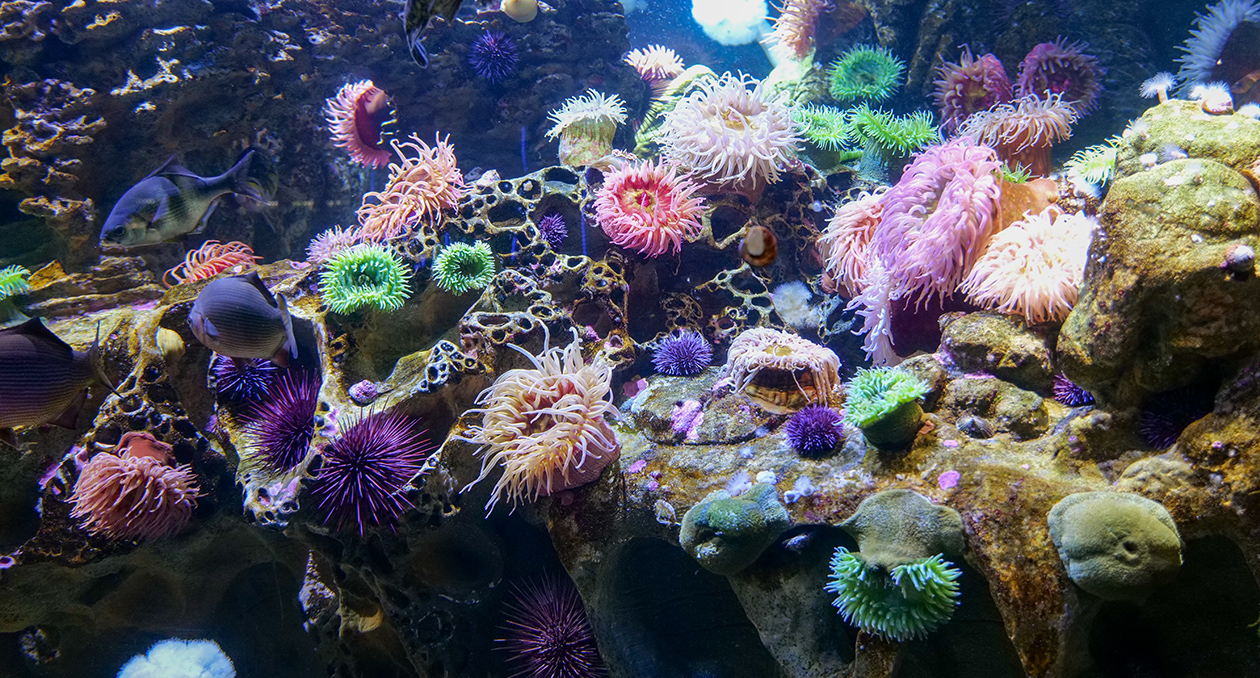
[244,372,319,474]
[310,410,433,535]
[652,330,713,376]
[469,31,519,84]
[499,576,605,678]
[538,212,567,249]
[785,404,843,457]
[211,355,278,403]
[1052,374,1095,406]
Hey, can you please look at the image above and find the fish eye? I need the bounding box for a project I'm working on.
[108,227,126,239]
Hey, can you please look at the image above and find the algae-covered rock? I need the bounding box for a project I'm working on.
[939,312,1055,393]
[839,489,965,569]
[1047,491,1182,601]
[679,483,791,575]
[1114,100,1260,179]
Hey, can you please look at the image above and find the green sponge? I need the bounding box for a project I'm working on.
[679,483,791,575]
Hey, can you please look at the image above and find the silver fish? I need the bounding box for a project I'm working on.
[99,151,261,249]
[189,272,297,367]
[0,319,114,447]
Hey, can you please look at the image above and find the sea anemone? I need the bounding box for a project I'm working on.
[117,639,235,678]
[720,327,841,414]
[625,45,685,96]
[826,45,905,103]
[1141,72,1177,102]
[0,265,31,326]
[932,47,1014,132]
[844,367,929,447]
[459,329,619,514]
[164,240,260,286]
[357,134,465,241]
[432,241,496,295]
[499,577,605,678]
[691,0,769,46]
[546,90,628,166]
[1015,38,1105,115]
[652,330,713,376]
[243,371,319,474]
[306,225,366,265]
[1177,0,1260,107]
[592,159,707,258]
[211,355,278,403]
[310,410,433,535]
[1063,139,1120,189]
[1053,373,1095,406]
[793,103,853,152]
[1192,81,1236,114]
[847,105,940,160]
[324,80,393,168]
[961,207,1096,324]
[70,433,199,540]
[825,548,962,641]
[320,243,412,314]
[537,212,568,249]
[660,72,800,196]
[469,30,520,84]
[766,0,832,61]
[784,404,843,456]
[817,188,885,296]
[958,93,1078,176]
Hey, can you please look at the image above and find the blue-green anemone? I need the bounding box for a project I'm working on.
[432,241,496,295]
[843,367,929,447]
[848,105,940,158]
[793,104,853,152]
[827,45,905,103]
[825,547,962,641]
[320,244,411,314]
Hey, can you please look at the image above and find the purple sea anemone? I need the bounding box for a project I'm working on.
[469,31,519,84]
[538,212,567,249]
[499,576,605,678]
[652,330,713,376]
[211,355,278,403]
[1052,374,1095,406]
[1015,38,1105,115]
[784,404,843,457]
[244,372,319,474]
[310,410,433,535]
[932,47,1013,132]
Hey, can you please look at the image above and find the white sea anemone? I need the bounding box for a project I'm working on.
[1140,72,1177,101]
[1176,0,1260,90]
[545,90,627,165]
[691,0,769,46]
[117,639,235,678]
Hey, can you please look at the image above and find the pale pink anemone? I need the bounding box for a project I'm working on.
[306,225,367,265]
[70,432,200,540]
[719,327,841,414]
[163,240,259,286]
[958,93,1077,176]
[593,159,707,257]
[325,80,393,168]
[357,134,465,241]
[817,188,885,296]
[660,72,800,196]
[932,47,1013,132]
[766,0,832,61]
[1015,38,1105,115]
[625,45,685,97]
[962,206,1097,324]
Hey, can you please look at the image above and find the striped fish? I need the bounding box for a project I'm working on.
[189,272,297,367]
[0,319,114,447]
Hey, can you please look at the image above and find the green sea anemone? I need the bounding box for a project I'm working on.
[793,104,852,152]
[1064,138,1120,187]
[432,241,496,295]
[827,45,905,103]
[0,265,31,327]
[848,105,940,158]
[843,367,929,447]
[999,161,1032,184]
[319,244,411,314]
[825,547,962,641]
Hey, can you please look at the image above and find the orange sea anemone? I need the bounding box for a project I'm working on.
[958,93,1077,176]
[720,327,841,414]
[766,0,832,61]
[163,240,260,286]
[325,80,394,169]
[458,329,619,514]
[817,188,885,296]
[593,159,707,258]
[70,431,200,540]
[961,206,1096,324]
[356,134,465,242]
[624,45,685,97]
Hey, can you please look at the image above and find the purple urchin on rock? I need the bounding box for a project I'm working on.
[652,331,713,376]
[1137,385,1213,449]
[1052,374,1095,407]
[469,31,519,84]
[212,355,278,402]
[785,404,843,457]
[244,371,319,474]
[499,576,605,678]
[538,212,567,249]
[310,410,433,535]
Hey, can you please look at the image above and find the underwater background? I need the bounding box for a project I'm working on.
[0,0,1259,676]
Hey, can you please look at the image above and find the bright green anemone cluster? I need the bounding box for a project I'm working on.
[793,104,852,152]
[848,105,940,158]
[319,244,411,314]
[827,45,905,103]
[826,548,962,641]
[1064,138,1121,186]
[432,241,496,295]
[0,265,30,300]
[844,367,929,428]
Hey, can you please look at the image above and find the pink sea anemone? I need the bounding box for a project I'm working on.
[766,0,832,61]
[70,432,200,540]
[306,225,366,265]
[958,93,1078,176]
[625,45,685,97]
[961,206,1096,324]
[356,134,465,242]
[325,81,393,168]
[932,47,1013,132]
[1015,38,1105,115]
[163,240,260,286]
[817,188,885,297]
[593,159,706,257]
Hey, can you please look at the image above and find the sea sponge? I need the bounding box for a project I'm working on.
[163,240,260,286]
[958,93,1078,176]
[841,489,967,566]
[459,329,619,514]
[70,432,200,540]
[933,47,1013,132]
[679,483,791,575]
[117,639,235,678]
[720,327,840,414]
[545,90,627,165]
[1047,491,1183,600]
[432,241,496,294]
[357,134,465,241]
[844,367,929,448]
[1015,38,1105,115]
[592,159,706,257]
[324,80,393,168]
[319,243,412,314]
[770,280,821,331]
[826,45,905,103]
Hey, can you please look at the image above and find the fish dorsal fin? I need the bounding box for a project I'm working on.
[149,156,200,181]
[241,271,278,308]
[0,318,73,356]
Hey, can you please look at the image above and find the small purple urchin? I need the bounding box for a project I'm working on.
[469,31,519,84]
[499,577,605,678]
[310,410,432,535]
[212,355,278,403]
[785,404,843,457]
[652,330,713,376]
[538,212,568,249]
[1052,374,1095,407]
[1138,387,1212,449]
[245,371,319,474]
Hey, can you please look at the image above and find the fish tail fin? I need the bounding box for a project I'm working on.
[276,293,299,367]
[227,150,266,202]
[90,321,118,395]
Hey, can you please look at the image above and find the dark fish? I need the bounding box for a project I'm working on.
[403,0,465,66]
[0,319,114,447]
[100,151,262,249]
[189,272,297,367]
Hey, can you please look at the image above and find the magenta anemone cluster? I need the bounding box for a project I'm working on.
[469,31,519,84]
[1015,38,1105,114]
[310,410,433,535]
[538,212,567,249]
[785,404,843,457]
[932,47,1013,131]
[211,355,278,403]
[245,371,319,474]
[499,576,605,678]
[652,330,713,376]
